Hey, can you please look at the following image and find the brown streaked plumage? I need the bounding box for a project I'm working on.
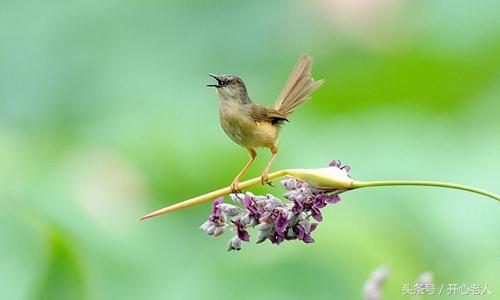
[207,54,324,192]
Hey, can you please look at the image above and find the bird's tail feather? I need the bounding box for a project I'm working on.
[274,55,324,117]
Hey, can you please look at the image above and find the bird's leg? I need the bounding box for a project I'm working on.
[261,146,278,186]
[231,148,257,193]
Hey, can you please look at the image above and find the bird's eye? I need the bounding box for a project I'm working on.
[230,79,237,85]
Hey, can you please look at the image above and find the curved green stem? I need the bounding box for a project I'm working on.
[352,180,500,202]
[139,171,499,221]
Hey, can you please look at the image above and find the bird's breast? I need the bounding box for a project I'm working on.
[219,102,277,148]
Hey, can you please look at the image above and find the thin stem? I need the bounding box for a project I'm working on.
[138,170,499,221]
[138,170,289,220]
[352,180,500,201]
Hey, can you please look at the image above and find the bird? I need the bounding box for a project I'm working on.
[207,54,324,193]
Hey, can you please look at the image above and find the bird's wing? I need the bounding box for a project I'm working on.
[250,104,288,124]
[274,54,324,117]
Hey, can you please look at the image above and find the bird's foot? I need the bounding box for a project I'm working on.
[260,173,273,187]
[230,180,241,194]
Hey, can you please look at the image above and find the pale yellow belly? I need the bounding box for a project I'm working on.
[219,114,277,149]
[248,121,278,148]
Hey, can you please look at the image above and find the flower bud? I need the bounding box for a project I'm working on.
[286,167,353,190]
[228,236,242,251]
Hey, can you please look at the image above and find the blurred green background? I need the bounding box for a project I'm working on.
[1,0,499,299]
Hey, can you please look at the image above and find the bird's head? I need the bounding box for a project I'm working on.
[207,74,249,103]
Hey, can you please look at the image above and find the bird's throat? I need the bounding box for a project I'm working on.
[216,88,251,105]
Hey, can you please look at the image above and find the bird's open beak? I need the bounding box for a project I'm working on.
[206,74,222,88]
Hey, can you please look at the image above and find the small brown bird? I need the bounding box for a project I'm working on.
[207,54,324,192]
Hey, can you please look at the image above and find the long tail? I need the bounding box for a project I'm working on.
[274,54,324,117]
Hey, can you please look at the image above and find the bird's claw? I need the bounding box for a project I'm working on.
[230,181,241,194]
[260,174,273,186]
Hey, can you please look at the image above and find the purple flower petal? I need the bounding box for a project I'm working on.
[294,224,305,240]
[243,194,261,219]
[329,160,341,168]
[312,195,327,208]
[311,207,323,222]
[268,231,285,245]
[237,228,250,241]
[232,220,250,241]
[292,198,304,213]
[326,194,341,204]
[209,197,224,222]
[302,234,315,243]
[212,197,223,216]
[274,212,288,234]
[341,165,351,173]
[299,219,311,233]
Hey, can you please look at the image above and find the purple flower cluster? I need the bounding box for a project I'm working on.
[199,198,227,237]
[200,160,351,251]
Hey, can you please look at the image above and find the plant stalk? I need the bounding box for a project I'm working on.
[352,180,500,201]
[138,170,288,220]
[138,170,499,221]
